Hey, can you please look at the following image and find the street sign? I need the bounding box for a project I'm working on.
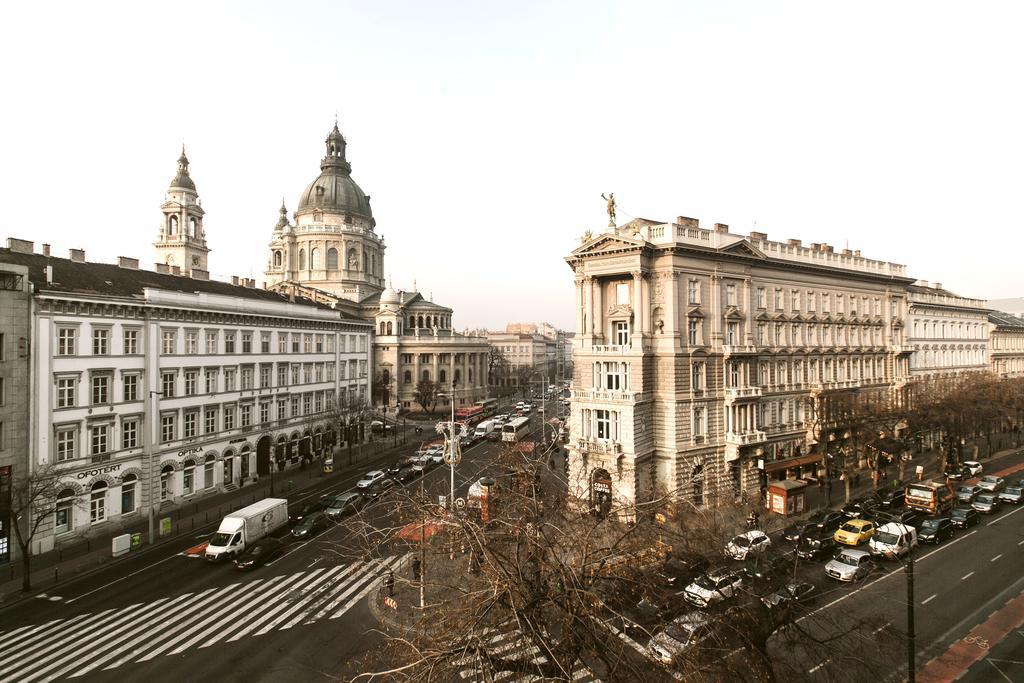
[454,497,466,509]
[438,495,447,508]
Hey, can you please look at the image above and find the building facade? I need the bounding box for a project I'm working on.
[0,259,31,565]
[565,218,913,516]
[905,281,989,379]
[0,240,371,554]
[265,124,489,413]
[487,331,558,391]
[988,311,1024,378]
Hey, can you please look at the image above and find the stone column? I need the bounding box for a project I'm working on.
[582,276,593,340]
[666,272,680,342]
[709,274,722,345]
[592,278,603,341]
[632,271,645,340]
[744,277,755,345]
[575,278,586,336]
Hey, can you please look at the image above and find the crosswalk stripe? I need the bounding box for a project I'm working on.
[0,610,115,670]
[254,563,365,635]
[297,556,393,627]
[197,570,317,649]
[37,586,223,681]
[324,555,403,622]
[226,566,334,642]
[0,619,67,655]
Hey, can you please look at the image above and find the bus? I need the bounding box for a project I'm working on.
[455,406,485,425]
[905,481,955,515]
[474,398,499,418]
[501,417,531,443]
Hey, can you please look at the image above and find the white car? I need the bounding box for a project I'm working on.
[977,475,1004,492]
[725,530,771,560]
[426,446,445,464]
[682,568,744,607]
[648,612,713,664]
[963,461,983,476]
[356,470,385,489]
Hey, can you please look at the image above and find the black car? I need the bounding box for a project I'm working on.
[741,552,787,585]
[876,487,906,509]
[395,466,421,483]
[234,537,285,570]
[891,509,924,529]
[657,555,711,588]
[387,458,416,476]
[291,511,332,539]
[783,511,844,543]
[842,496,880,520]
[761,582,816,611]
[945,465,970,482]
[796,529,838,560]
[918,517,955,544]
[289,498,327,524]
[363,477,396,499]
[950,506,981,529]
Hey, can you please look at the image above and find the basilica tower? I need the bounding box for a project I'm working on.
[265,122,385,302]
[155,148,210,275]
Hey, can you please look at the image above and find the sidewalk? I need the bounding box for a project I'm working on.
[0,431,416,606]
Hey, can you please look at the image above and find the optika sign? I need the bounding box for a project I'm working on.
[177,446,203,457]
[76,464,122,480]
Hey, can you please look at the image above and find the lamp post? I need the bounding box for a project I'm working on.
[145,390,163,545]
[437,381,460,509]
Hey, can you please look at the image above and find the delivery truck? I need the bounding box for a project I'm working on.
[474,419,497,441]
[205,498,288,562]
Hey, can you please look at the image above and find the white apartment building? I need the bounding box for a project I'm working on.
[988,311,1024,378]
[565,218,913,516]
[1,239,371,554]
[906,281,989,379]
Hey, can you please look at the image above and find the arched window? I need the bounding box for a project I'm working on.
[386,322,393,335]
[380,322,386,335]
[422,370,430,382]
[408,316,415,328]
[454,369,461,385]
[90,481,108,524]
[188,217,197,237]
[160,465,174,501]
[273,251,282,268]
[311,248,321,269]
[404,370,412,384]
[363,250,370,275]
[439,369,447,384]
[418,315,424,328]
[168,215,178,236]
[326,248,338,269]
[121,475,137,514]
[182,459,196,495]
[298,249,306,270]
[55,489,76,534]
[204,454,216,490]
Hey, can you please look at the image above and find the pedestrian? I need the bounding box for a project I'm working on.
[411,557,421,581]
[384,570,395,597]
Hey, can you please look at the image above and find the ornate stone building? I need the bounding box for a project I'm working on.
[905,281,989,379]
[154,149,210,277]
[265,124,489,412]
[565,217,914,517]
[988,310,1024,378]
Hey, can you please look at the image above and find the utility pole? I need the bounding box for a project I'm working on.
[907,550,916,682]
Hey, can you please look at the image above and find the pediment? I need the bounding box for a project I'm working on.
[719,240,767,259]
[572,233,645,257]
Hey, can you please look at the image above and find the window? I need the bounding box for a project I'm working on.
[326,335,335,353]
[241,367,254,390]
[121,475,137,514]
[277,398,287,420]
[808,291,816,312]
[122,418,138,450]
[55,490,74,534]
[184,331,197,354]
[613,321,630,346]
[90,424,109,460]
[278,333,288,353]
[160,466,172,502]
[162,329,176,355]
[205,407,217,434]
[224,405,235,430]
[58,327,77,356]
[292,335,300,353]
[242,333,252,354]
[161,413,176,443]
[822,293,830,313]
[315,334,324,353]
[774,289,783,310]
[260,401,270,424]
[725,283,737,307]
[90,483,107,524]
[277,364,287,387]
[595,361,628,391]
[594,409,619,441]
[205,368,216,393]
[184,410,198,438]
[57,377,76,408]
[56,427,76,462]
[303,364,312,384]
[693,406,706,437]
[311,248,321,268]
[91,375,110,405]
[240,404,252,428]
[161,371,175,397]
[791,290,800,311]
[206,331,218,354]
[225,333,236,354]
[123,329,138,355]
[687,318,699,345]
[224,368,236,391]
[184,370,197,396]
[756,287,767,309]
[726,321,739,345]
[616,283,630,305]
[757,323,767,346]
[692,362,705,390]
[314,392,323,412]
[204,458,215,489]
[182,462,194,495]
[688,280,700,304]
[261,333,271,354]
[260,364,272,387]
[92,328,109,355]
[304,334,312,353]
[303,394,312,415]
[290,395,300,417]
[123,374,138,402]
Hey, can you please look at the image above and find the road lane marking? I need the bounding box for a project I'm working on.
[923,594,938,605]
[65,552,179,604]
[992,554,1004,562]
[963,572,975,580]
[305,555,401,625]
[809,658,832,674]
[874,622,892,634]
[225,566,335,641]
[325,555,406,622]
[1018,539,1024,546]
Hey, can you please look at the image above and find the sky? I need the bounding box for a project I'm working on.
[2,1,1022,330]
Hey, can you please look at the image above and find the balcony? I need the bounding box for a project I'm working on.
[722,344,758,356]
[725,430,767,446]
[576,438,624,456]
[894,345,915,354]
[724,386,763,403]
[591,344,632,354]
[571,389,646,403]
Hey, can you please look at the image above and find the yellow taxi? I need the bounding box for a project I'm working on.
[833,519,875,546]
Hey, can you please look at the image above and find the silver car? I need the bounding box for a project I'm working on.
[648,612,714,664]
[825,548,874,582]
[978,475,1005,492]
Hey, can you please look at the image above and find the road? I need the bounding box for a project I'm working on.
[0,398,562,683]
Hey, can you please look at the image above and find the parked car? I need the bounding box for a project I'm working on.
[233,537,285,571]
[950,506,981,529]
[876,487,906,509]
[395,466,421,483]
[918,516,955,544]
[978,475,1005,492]
[998,485,1024,505]
[963,461,983,476]
[290,511,332,539]
[648,612,715,664]
[289,499,327,524]
[825,548,875,582]
[725,530,772,560]
[797,528,838,560]
[891,509,924,530]
[955,484,982,504]
[868,522,918,559]
[741,552,786,584]
[783,511,845,542]
[656,555,711,589]
[761,582,816,611]
[972,491,1001,514]
[842,497,880,520]
[945,465,969,482]
[363,477,396,499]
[834,519,875,546]
[324,492,365,520]
[356,470,386,489]
[682,567,745,607]
[387,457,417,476]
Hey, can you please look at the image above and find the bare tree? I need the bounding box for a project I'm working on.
[329,391,373,466]
[9,465,62,592]
[413,379,439,414]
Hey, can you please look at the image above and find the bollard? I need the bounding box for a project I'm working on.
[191,518,195,531]
[55,567,59,584]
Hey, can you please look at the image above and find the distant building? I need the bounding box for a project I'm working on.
[987,298,1024,316]
[0,260,30,566]
[487,332,557,391]
[905,281,989,379]
[988,311,1024,378]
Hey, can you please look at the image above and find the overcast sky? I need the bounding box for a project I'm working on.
[2,1,1021,330]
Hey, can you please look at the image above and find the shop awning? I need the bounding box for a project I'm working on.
[764,452,822,473]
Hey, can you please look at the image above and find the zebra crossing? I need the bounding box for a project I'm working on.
[0,555,403,682]
[452,621,601,682]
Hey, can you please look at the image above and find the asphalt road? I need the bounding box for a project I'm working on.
[0,399,561,683]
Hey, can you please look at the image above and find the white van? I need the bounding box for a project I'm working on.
[474,420,497,440]
[868,522,918,559]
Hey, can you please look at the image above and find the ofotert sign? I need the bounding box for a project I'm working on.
[76,464,122,480]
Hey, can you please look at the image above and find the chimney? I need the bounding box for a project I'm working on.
[676,216,700,229]
[841,248,853,256]
[155,263,170,274]
[246,278,255,288]
[714,223,729,234]
[934,282,942,290]
[41,243,51,256]
[44,265,53,284]
[231,275,240,286]
[853,250,861,257]
[819,243,833,253]
[748,230,767,240]
[69,248,86,262]
[787,238,802,247]
[190,268,209,281]
[117,256,139,270]
[919,280,929,288]
[6,238,34,254]
[170,265,181,276]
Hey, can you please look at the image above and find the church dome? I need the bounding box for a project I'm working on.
[380,285,400,306]
[296,123,373,221]
[170,148,196,192]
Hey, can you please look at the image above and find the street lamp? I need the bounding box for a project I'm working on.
[145,390,163,545]
[437,381,460,509]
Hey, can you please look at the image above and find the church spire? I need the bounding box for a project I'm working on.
[170,144,196,191]
[321,121,351,174]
